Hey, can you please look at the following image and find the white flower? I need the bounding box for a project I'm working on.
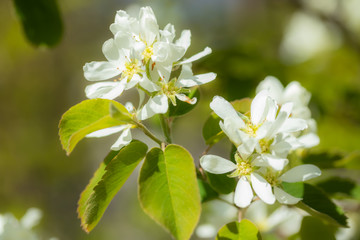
[210,93,307,169]
[200,154,275,208]
[110,6,212,82]
[137,63,216,120]
[83,33,156,100]
[256,76,320,148]
[86,102,135,150]
[0,208,42,240]
[200,153,321,207]
[266,164,322,205]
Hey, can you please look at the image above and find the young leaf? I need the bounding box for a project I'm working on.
[206,172,237,194]
[216,219,261,240]
[231,98,252,114]
[300,216,336,240]
[202,112,224,145]
[59,99,132,155]
[168,88,200,117]
[13,0,63,47]
[78,140,148,233]
[296,184,348,227]
[316,177,360,200]
[139,145,201,240]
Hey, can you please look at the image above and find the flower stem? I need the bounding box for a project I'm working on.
[135,121,162,146]
[160,114,172,144]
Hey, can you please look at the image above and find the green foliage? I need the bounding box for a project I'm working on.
[202,112,224,145]
[296,184,348,227]
[138,145,201,240]
[13,0,63,47]
[168,88,200,117]
[59,99,132,155]
[206,172,237,194]
[216,219,261,240]
[300,216,336,240]
[197,178,219,202]
[302,150,360,170]
[77,141,148,233]
[231,98,252,114]
[317,177,360,200]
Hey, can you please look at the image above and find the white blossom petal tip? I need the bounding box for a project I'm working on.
[280,164,321,183]
[234,177,254,208]
[251,173,275,205]
[200,155,237,174]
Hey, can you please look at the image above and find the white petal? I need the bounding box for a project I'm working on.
[298,133,320,148]
[175,30,191,51]
[111,126,132,150]
[237,138,257,160]
[252,154,289,171]
[220,118,243,146]
[283,81,311,106]
[124,74,140,90]
[278,118,308,133]
[255,76,284,102]
[177,73,217,87]
[265,102,293,138]
[251,173,275,205]
[102,38,120,61]
[83,61,120,81]
[85,81,126,99]
[177,47,212,65]
[175,94,197,105]
[274,186,302,204]
[160,23,175,43]
[280,164,321,182]
[210,96,244,126]
[86,125,129,138]
[139,75,161,92]
[251,90,270,125]
[137,94,168,120]
[234,177,254,208]
[139,6,159,44]
[200,155,237,174]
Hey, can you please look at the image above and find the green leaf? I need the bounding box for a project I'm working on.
[300,216,336,240]
[198,178,219,202]
[301,150,360,170]
[139,144,201,240]
[282,182,304,198]
[78,141,148,232]
[296,184,348,227]
[59,99,132,155]
[301,151,343,169]
[216,219,261,240]
[13,0,63,47]
[316,177,360,200]
[168,88,200,117]
[231,98,252,114]
[206,172,237,194]
[203,112,225,145]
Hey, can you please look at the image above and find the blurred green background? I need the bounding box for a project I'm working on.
[1,0,359,239]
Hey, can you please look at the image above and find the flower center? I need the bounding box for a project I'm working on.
[142,46,153,63]
[228,160,253,178]
[259,139,273,153]
[123,59,142,80]
[265,173,280,186]
[242,122,261,137]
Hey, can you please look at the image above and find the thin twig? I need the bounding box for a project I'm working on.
[135,121,163,146]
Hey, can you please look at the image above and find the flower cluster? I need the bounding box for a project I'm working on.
[200,77,321,208]
[84,6,216,150]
